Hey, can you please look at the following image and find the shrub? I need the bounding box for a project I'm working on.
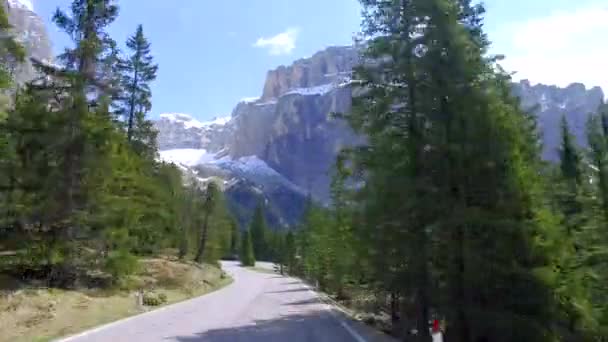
[158,293,167,303]
[142,292,161,306]
[142,292,167,306]
[105,250,139,280]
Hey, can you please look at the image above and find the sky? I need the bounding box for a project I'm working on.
[30,0,608,122]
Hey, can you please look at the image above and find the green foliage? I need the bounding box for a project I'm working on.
[142,291,167,306]
[291,1,606,340]
[0,0,236,290]
[104,250,139,279]
[0,5,25,89]
[239,229,255,267]
[249,203,270,261]
[117,24,159,158]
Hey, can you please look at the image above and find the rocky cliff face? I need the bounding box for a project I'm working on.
[154,113,232,152]
[512,80,605,160]
[4,0,53,85]
[260,46,359,100]
[229,46,360,201]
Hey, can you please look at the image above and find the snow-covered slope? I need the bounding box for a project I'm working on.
[158,148,218,167]
[159,148,304,195]
[213,156,305,194]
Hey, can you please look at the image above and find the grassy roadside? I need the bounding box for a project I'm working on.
[0,258,232,342]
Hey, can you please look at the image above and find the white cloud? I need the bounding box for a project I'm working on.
[494,4,608,93]
[253,28,300,55]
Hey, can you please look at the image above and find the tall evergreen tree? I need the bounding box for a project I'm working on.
[26,0,121,284]
[284,231,296,273]
[250,203,269,261]
[229,217,239,258]
[0,4,25,227]
[194,182,219,263]
[117,24,158,157]
[350,0,576,340]
[0,4,25,89]
[240,228,255,267]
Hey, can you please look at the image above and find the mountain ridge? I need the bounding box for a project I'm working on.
[155,45,605,208]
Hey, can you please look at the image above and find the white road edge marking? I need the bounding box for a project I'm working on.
[55,302,176,342]
[306,287,367,342]
[55,274,237,342]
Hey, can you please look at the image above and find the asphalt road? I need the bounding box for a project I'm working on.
[58,261,393,342]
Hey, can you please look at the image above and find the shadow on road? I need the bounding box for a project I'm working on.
[265,288,309,294]
[166,310,355,342]
[282,298,322,306]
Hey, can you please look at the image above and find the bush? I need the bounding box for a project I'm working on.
[142,292,167,306]
[105,250,139,280]
[158,293,167,303]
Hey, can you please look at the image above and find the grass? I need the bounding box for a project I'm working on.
[0,257,232,342]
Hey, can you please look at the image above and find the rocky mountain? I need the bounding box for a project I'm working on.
[228,47,360,201]
[4,0,53,85]
[155,45,605,228]
[512,80,605,160]
[155,114,308,229]
[155,113,233,152]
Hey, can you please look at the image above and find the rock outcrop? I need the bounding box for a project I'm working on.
[260,46,359,100]
[4,0,53,85]
[229,46,360,201]
[512,80,605,160]
[154,113,232,152]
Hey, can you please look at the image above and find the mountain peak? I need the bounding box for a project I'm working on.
[159,113,231,129]
[261,45,358,100]
[7,0,33,12]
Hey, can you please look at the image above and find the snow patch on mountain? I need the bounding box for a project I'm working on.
[284,83,336,97]
[255,99,278,106]
[214,156,305,194]
[281,77,352,98]
[158,148,217,167]
[159,113,231,129]
[214,156,281,177]
[7,0,34,11]
[240,97,260,104]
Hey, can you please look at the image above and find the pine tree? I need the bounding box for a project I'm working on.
[229,217,239,258]
[117,25,158,156]
[584,111,608,337]
[0,4,25,228]
[351,0,575,340]
[250,203,269,261]
[587,114,608,221]
[0,4,25,89]
[240,228,255,267]
[556,116,585,238]
[195,182,219,263]
[3,0,131,285]
[284,231,296,274]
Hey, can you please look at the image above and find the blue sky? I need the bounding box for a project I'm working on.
[32,0,608,122]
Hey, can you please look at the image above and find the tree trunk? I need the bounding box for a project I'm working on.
[194,212,210,263]
[126,69,139,141]
[389,291,402,337]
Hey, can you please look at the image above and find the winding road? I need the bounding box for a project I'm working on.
[58,261,393,342]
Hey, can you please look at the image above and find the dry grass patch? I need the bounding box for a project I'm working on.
[0,258,231,342]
